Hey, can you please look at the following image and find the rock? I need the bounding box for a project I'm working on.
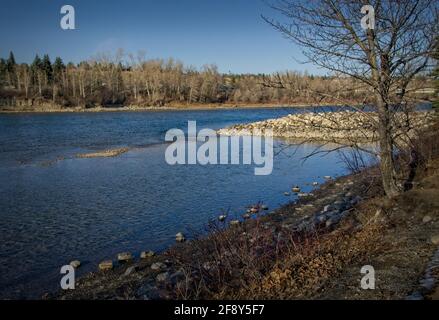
[326,219,335,228]
[117,252,133,262]
[243,213,251,219]
[176,232,186,243]
[230,220,240,226]
[218,215,227,222]
[69,260,81,269]
[151,262,166,271]
[284,192,290,196]
[312,182,319,186]
[261,205,269,210]
[124,266,137,276]
[298,192,313,198]
[324,176,332,180]
[136,284,161,300]
[292,186,301,193]
[431,235,439,245]
[98,260,113,271]
[141,251,155,259]
[419,277,435,290]
[423,216,432,223]
[156,272,170,282]
[250,207,259,213]
[350,196,362,205]
[323,205,331,213]
[315,215,327,224]
[406,292,424,300]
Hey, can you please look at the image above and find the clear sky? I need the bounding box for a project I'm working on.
[0,0,321,74]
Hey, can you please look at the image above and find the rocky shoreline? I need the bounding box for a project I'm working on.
[218,110,436,142]
[51,161,439,300]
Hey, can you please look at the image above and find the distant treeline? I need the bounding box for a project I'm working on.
[0,51,433,109]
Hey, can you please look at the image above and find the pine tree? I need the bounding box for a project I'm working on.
[42,54,53,84]
[5,51,16,87]
[0,58,6,86]
[53,57,65,74]
[6,51,16,72]
[31,55,43,95]
[53,57,65,85]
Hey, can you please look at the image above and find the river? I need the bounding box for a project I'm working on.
[0,107,353,299]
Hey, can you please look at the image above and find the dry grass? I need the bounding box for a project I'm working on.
[167,206,385,299]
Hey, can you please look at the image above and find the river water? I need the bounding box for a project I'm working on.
[0,107,353,299]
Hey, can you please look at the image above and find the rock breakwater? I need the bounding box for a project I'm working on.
[218,111,435,142]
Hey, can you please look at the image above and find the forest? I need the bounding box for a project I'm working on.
[3,50,429,110]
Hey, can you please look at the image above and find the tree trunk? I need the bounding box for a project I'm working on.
[377,98,401,197]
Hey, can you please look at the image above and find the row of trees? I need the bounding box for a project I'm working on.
[0,51,392,109]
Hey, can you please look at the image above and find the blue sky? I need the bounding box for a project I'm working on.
[0,0,321,74]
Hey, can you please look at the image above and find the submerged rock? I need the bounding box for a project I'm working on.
[117,252,133,262]
[98,260,113,271]
[176,232,186,243]
[218,215,227,222]
[250,208,259,214]
[141,251,155,259]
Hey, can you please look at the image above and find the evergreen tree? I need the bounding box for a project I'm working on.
[42,54,53,83]
[6,51,16,72]
[31,55,43,94]
[31,55,42,70]
[0,58,6,85]
[53,57,65,83]
[5,51,16,87]
[53,57,65,74]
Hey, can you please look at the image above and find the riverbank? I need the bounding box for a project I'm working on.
[52,146,439,299]
[0,102,351,114]
[218,110,436,142]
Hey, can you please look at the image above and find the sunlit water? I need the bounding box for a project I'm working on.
[0,107,353,299]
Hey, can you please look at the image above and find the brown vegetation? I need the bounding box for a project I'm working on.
[0,50,434,112]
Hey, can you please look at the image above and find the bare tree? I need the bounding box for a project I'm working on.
[263,0,438,197]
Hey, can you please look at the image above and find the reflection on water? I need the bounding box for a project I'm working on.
[0,107,353,299]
